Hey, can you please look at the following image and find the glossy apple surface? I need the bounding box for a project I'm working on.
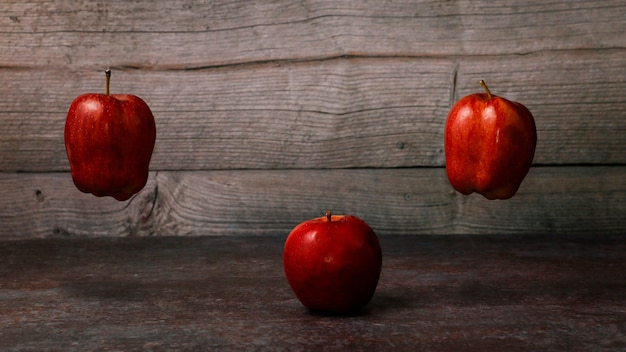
[283,212,382,314]
[445,81,537,200]
[65,70,156,201]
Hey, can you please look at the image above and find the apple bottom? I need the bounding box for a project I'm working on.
[286,261,381,314]
[68,158,151,201]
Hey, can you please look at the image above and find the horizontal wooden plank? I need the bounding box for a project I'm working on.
[1,0,624,68]
[1,50,625,172]
[456,50,626,166]
[0,57,453,171]
[1,166,624,240]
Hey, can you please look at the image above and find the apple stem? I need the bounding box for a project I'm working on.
[105,69,111,96]
[326,211,332,222]
[479,80,492,99]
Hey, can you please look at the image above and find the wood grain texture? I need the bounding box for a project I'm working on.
[1,50,625,172]
[1,166,624,240]
[1,0,625,237]
[0,58,452,171]
[2,0,624,68]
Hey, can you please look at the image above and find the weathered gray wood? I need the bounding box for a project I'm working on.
[1,50,625,172]
[2,0,624,68]
[1,166,624,240]
[455,49,626,166]
[0,57,453,171]
[1,0,626,238]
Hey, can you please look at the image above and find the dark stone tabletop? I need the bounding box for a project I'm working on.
[1,234,625,351]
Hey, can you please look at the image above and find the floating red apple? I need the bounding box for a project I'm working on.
[65,69,156,201]
[445,80,537,200]
[283,211,382,314]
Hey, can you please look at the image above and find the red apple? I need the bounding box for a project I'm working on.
[445,80,537,200]
[65,69,156,201]
[283,211,382,314]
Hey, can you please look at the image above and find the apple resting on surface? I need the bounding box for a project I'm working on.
[65,69,156,201]
[283,211,382,314]
[444,80,537,200]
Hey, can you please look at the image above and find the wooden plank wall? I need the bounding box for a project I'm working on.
[1,0,625,239]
